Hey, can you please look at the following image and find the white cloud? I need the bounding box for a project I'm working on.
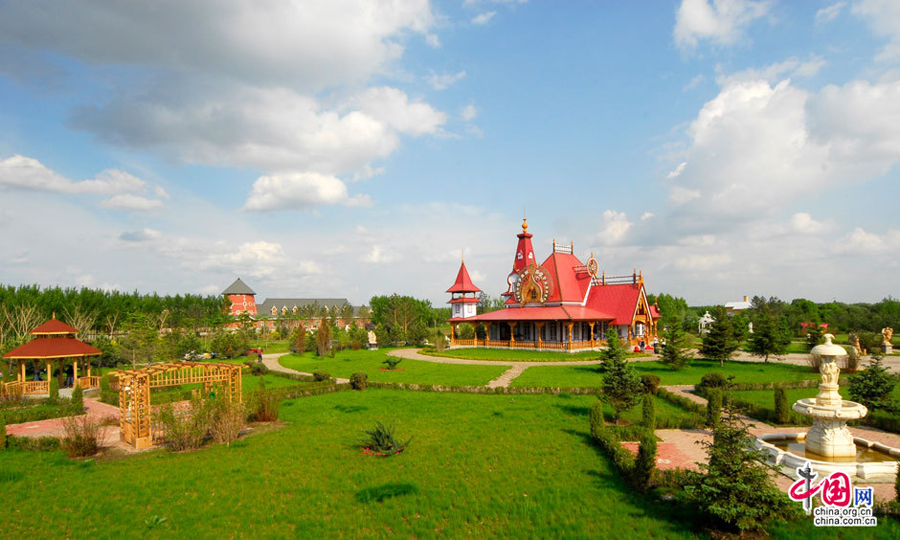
[678,234,716,246]
[154,185,170,199]
[425,33,441,48]
[789,213,830,235]
[640,212,655,221]
[674,253,732,271]
[666,161,687,179]
[197,284,222,295]
[715,56,826,86]
[351,164,386,182]
[683,74,705,91]
[832,227,900,255]
[472,12,497,25]
[363,245,396,263]
[0,1,436,91]
[355,87,447,136]
[674,0,772,50]
[596,210,632,245]
[460,104,479,121]
[425,70,467,90]
[854,0,900,63]
[99,194,164,211]
[815,2,846,24]
[243,173,361,211]
[667,77,900,223]
[0,154,146,195]
[119,228,163,242]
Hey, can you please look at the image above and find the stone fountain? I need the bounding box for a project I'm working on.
[756,334,900,479]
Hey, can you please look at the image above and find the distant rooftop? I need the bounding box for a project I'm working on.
[222,277,256,296]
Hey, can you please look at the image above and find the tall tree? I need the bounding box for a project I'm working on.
[747,308,791,363]
[600,329,642,423]
[660,325,692,370]
[699,306,739,367]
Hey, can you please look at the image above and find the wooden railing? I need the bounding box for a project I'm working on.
[2,380,50,395]
[78,376,101,389]
[449,339,609,351]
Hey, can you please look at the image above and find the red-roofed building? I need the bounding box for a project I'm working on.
[447,219,661,350]
[447,259,481,320]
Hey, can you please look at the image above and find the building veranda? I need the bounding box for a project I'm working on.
[447,220,660,351]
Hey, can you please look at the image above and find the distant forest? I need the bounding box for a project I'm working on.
[651,293,900,335]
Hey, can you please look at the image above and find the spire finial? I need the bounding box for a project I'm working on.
[461,249,465,264]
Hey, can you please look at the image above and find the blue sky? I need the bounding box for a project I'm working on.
[1,0,899,307]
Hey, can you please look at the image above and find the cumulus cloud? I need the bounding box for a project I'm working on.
[666,162,687,179]
[675,253,732,271]
[832,227,900,255]
[596,210,632,245]
[683,74,705,91]
[674,0,771,50]
[472,12,497,25]
[715,56,826,86]
[99,194,164,211]
[0,154,145,194]
[354,87,447,135]
[789,213,830,235]
[666,77,900,225]
[243,173,365,212]
[363,245,396,263]
[460,104,479,121]
[119,228,163,242]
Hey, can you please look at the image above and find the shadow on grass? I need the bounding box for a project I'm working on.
[334,405,369,414]
[555,404,590,417]
[355,482,419,503]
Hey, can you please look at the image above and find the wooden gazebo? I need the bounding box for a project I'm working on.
[113,361,244,449]
[1,316,101,396]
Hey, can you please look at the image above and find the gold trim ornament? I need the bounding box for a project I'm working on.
[515,263,553,305]
[587,254,599,277]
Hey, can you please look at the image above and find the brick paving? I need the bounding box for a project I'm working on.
[5,397,125,449]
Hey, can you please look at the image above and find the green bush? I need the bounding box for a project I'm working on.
[350,372,368,391]
[706,389,723,427]
[207,399,245,445]
[0,415,6,450]
[249,378,281,422]
[382,357,402,370]
[360,421,411,456]
[313,370,331,382]
[100,374,111,393]
[60,415,101,458]
[71,384,84,413]
[632,431,657,493]
[641,393,656,431]
[639,374,660,395]
[699,372,727,390]
[6,435,59,452]
[49,378,59,401]
[246,362,269,376]
[774,388,790,424]
[589,401,605,439]
[656,387,706,415]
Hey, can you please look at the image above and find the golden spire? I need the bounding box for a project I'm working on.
[522,217,528,233]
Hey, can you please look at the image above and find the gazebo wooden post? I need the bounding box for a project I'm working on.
[46,361,51,383]
[18,360,25,383]
[73,358,78,386]
[450,323,458,345]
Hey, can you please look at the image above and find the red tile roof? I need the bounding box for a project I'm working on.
[453,305,612,323]
[3,337,102,359]
[586,283,643,325]
[30,318,79,335]
[446,261,482,293]
[541,252,591,303]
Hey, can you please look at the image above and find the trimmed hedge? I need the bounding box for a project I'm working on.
[350,372,368,391]
[0,401,75,425]
[656,387,705,415]
[6,435,60,452]
[366,381,601,395]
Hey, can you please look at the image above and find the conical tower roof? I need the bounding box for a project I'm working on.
[222,277,256,296]
[446,260,481,293]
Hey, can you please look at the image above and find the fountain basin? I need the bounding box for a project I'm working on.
[792,398,867,420]
[756,433,900,480]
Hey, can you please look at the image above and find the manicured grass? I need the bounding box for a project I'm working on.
[511,359,820,389]
[0,390,703,538]
[279,349,507,386]
[426,347,651,362]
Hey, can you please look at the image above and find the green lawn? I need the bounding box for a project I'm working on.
[0,390,702,538]
[426,347,651,362]
[279,349,507,386]
[512,359,820,389]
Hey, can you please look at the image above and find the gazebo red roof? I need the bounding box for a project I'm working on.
[3,336,101,359]
[30,318,79,335]
[446,261,482,293]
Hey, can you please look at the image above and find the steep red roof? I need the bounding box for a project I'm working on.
[453,305,612,323]
[649,305,662,319]
[446,261,482,293]
[3,337,102,359]
[541,252,591,303]
[586,283,642,325]
[30,318,79,335]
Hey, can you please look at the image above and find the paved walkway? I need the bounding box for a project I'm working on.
[261,352,350,384]
[5,397,127,450]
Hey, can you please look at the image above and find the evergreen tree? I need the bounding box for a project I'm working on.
[686,405,798,532]
[632,430,657,493]
[600,330,642,423]
[805,321,824,352]
[641,393,656,431]
[660,325,692,370]
[748,308,791,363]
[699,306,739,367]
[706,389,723,427]
[848,355,897,411]
[774,388,790,424]
[71,383,84,413]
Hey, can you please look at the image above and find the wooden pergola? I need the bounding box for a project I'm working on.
[113,361,244,449]
[1,317,101,396]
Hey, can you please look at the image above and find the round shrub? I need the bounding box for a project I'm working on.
[313,370,331,382]
[699,372,728,390]
[350,372,368,391]
[639,374,660,395]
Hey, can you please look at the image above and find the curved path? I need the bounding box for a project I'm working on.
[261,352,350,384]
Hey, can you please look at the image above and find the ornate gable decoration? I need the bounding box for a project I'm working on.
[514,262,553,306]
